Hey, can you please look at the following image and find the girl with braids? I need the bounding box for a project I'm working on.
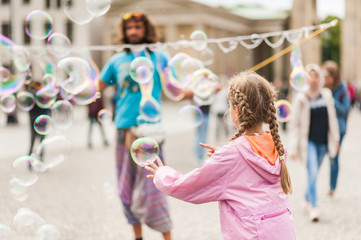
[145,71,296,239]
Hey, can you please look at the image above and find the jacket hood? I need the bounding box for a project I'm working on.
[235,133,281,183]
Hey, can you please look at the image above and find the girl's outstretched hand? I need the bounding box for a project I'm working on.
[145,156,164,179]
[200,143,218,157]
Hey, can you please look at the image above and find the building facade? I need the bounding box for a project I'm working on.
[101,0,289,81]
[0,0,90,78]
[3,0,349,86]
[342,0,361,84]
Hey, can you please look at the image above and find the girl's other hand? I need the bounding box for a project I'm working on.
[145,156,164,179]
[200,143,218,157]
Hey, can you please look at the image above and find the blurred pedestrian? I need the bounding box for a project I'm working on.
[212,75,230,143]
[322,60,351,197]
[97,12,171,240]
[146,71,295,240]
[87,96,109,149]
[192,94,214,163]
[288,63,339,221]
[26,82,50,166]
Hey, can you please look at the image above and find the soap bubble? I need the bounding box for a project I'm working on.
[16,91,35,111]
[64,0,94,25]
[275,99,292,122]
[129,57,154,84]
[190,30,208,51]
[97,109,112,124]
[86,0,111,17]
[47,33,71,58]
[130,137,159,167]
[25,10,53,40]
[178,105,204,128]
[34,115,53,135]
[0,94,16,113]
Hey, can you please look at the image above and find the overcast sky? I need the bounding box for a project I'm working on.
[193,0,345,19]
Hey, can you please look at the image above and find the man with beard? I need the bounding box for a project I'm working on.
[97,13,171,240]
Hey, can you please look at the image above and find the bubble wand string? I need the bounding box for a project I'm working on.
[248,20,338,72]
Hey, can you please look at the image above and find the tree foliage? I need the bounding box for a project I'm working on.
[321,16,341,65]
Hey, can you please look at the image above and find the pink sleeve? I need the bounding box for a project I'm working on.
[153,145,236,204]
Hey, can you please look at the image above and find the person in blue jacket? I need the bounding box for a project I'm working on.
[322,60,351,197]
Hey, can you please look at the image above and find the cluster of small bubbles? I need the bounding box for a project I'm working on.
[25,10,53,40]
[129,57,154,84]
[35,86,58,109]
[35,135,72,169]
[57,57,91,95]
[47,33,71,58]
[275,100,292,122]
[189,68,218,99]
[51,100,73,130]
[289,66,310,92]
[12,45,31,73]
[34,114,53,135]
[12,156,38,186]
[190,30,208,51]
[97,109,112,124]
[130,137,159,167]
[178,105,204,128]
[0,94,16,113]
[16,91,35,111]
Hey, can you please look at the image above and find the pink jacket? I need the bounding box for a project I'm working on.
[154,134,296,240]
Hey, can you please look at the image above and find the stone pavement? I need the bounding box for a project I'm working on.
[0,101,360,240]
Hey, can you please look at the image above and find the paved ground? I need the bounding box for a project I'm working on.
[0,101,361,240]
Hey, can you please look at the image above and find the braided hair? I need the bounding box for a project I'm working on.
[227,71,292,194]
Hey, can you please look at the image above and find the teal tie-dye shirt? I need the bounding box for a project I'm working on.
[100,50,168,129]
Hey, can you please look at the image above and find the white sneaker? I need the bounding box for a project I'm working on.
[309,207,320,222]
